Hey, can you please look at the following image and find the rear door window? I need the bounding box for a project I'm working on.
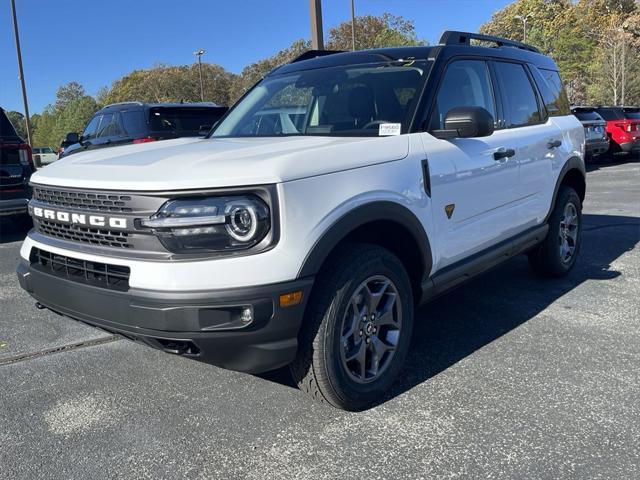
[120,110,147,136]
[493,62,542,128]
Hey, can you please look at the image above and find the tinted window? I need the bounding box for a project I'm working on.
[0,110,19,139]
[431,60,496,130]
[82,115,101,140]
[623,109,640,120]
[494,62,542,128]
[121,110,147,135]
[149,107,227,136]
[96,113,116,138]
[596,108,625,121]
[572,109,603,122]
[531,67,570,116]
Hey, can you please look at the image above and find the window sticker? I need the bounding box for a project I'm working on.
[379,123,401,136]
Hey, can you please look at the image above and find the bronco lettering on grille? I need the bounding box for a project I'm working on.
[31,206,128,229]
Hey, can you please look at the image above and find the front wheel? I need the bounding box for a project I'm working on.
[528,186,582,277]
[290,244,413,411]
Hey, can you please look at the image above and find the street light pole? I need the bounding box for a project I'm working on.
[194,49,205,102]
[350,0,356,51]
[514,14,531,43]
[10,0,33,147]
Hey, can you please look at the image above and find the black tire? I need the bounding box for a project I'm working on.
[290,243,414,411]
[528,186,582,277]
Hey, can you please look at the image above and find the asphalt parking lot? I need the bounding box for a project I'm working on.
[0,159,638,480]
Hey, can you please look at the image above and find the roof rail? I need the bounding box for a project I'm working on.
[439,30,540,54]
[290,50,345,63]
[103,101,144,108]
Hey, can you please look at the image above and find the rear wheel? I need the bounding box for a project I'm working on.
[528,186,582,277]
[291,244,413,411]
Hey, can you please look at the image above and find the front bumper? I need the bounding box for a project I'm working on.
[0,198,29,216]
[17,259,313,373]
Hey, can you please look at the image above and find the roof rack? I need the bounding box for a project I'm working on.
[290,50,345,63]
[103,101,144,108]
[439,31,540,54]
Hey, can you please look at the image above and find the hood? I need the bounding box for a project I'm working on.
[32,135,409,191]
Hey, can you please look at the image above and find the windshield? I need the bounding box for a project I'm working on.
[212,60,429,138]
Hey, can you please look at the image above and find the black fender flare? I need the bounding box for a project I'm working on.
[297,201,433,280]
[545,156,586,222]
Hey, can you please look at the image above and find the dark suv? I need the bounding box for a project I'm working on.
[60,102,228,158]
[571,106,609,160]
[1,107,34,219]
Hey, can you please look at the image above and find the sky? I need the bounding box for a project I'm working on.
[0,0,513,115]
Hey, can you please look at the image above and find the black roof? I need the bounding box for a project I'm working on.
[97,101,223,113]
[273,30,558,76]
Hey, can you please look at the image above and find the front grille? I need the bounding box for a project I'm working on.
[30,247,130,291]
[38,219,132,249]
[33,186,133,213]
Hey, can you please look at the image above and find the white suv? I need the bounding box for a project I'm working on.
[17,32,585,410]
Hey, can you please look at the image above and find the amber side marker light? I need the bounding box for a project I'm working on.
[279,291,303,307]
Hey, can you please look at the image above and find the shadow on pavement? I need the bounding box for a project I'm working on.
[586,152,639,173]
[260,213,640,404]
[0,216,32,245]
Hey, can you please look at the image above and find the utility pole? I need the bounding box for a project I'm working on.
[10,0,33,148]
[350,0,356,51]
[309,0,324,50]
[194,49,205,102]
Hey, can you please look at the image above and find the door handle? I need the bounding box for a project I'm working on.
[493,148,515,161]
[547,139,562,149]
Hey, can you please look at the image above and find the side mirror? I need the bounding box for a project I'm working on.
[431,107,495,139]
[198,124,212,136]
[64,132,80,144]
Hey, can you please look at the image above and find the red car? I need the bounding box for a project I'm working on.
[595,106,640,155]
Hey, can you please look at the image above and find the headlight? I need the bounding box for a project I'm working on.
[141,195,270,253]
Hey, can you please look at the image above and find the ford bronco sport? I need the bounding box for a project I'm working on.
[17,32,586,410]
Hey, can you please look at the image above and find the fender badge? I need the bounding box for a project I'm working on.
[445,204,455,219]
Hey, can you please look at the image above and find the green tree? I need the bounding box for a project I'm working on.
[229,39,310,103]
[100,63,235,106]
[327,12,426,50]
[5,111,27,138]
[54,81,86,111]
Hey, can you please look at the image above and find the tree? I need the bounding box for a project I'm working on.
[100,63,235,106]
[327,12,426,50]
[5,111,27,138]
[480,0,640,105]
[54,81,86,111]
[229,39,310,103]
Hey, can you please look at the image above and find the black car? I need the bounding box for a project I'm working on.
[60,102,228,158]
[571,106,610,160]
[0,107,34,219]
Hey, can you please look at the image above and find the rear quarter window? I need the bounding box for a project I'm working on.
[531,67,571,116]
[0,110,19,139]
